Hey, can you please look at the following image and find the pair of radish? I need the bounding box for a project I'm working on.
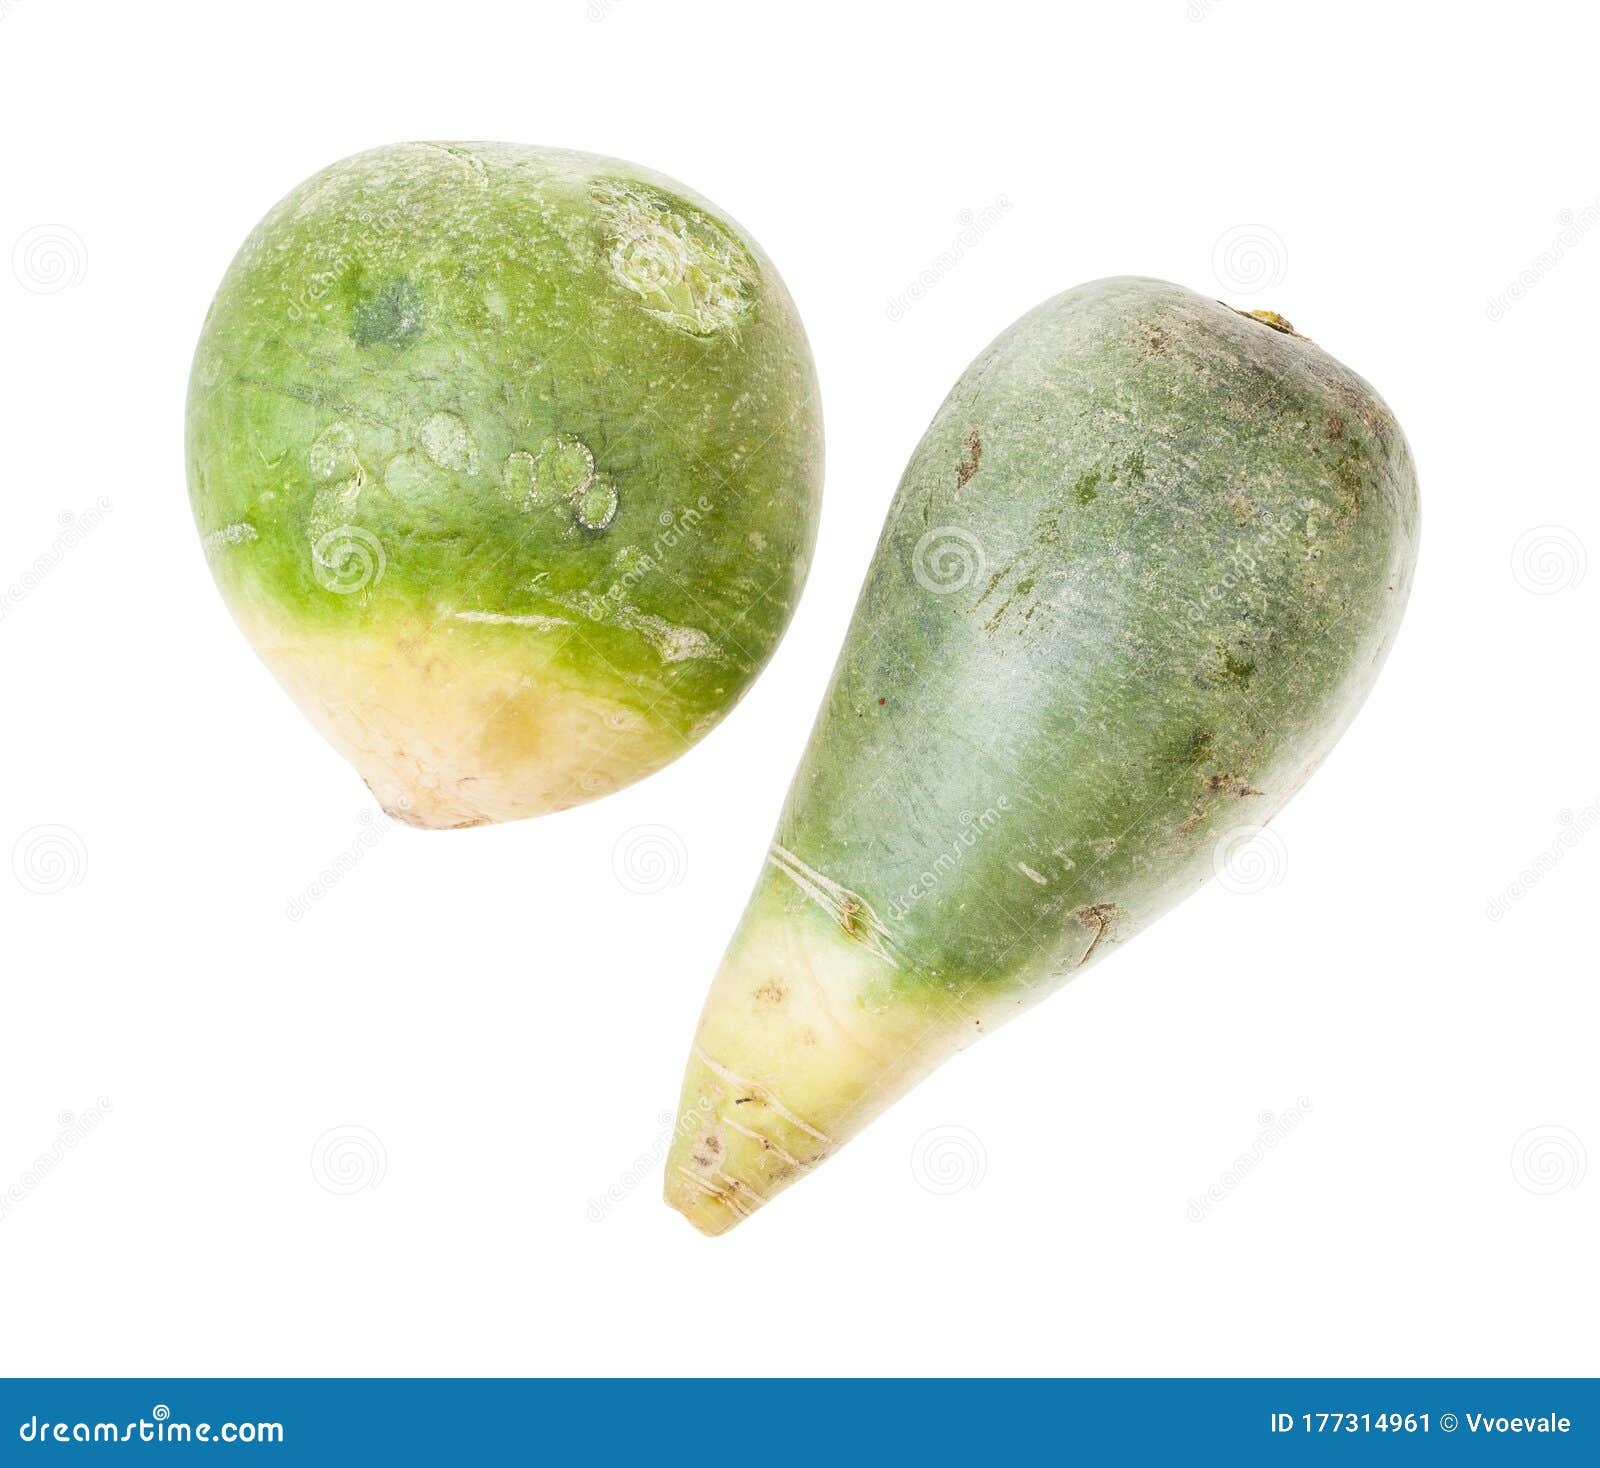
[188,143,1418,1233]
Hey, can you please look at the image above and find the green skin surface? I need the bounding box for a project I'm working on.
[778,277,1417,996]
[187,142,822,819]
[667,277,1418,1231]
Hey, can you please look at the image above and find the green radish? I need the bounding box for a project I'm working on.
[187,142,822,828]
[665,276,1418,1233]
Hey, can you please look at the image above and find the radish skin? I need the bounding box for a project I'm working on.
[665,277,1419,1233]
[187,142,822,827]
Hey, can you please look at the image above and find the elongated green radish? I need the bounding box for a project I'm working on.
[187,143,822,828]
[665,277,1418,1233]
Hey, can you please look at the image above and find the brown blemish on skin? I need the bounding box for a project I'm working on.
[703,1134,722,1156]
[1075,902,1121,966]
[974,562,1010,608]
[1325,413,1345,441]
[1205,773,1263,799]
[983,597,1017,634]
[1178,763,1266,831]
[974,506,1062,633]
[955,426,982,489]
[1335,466,1364,519]
[1140,325,1170,359]
[754,978,787,1005]
[836,896,871,944]
[1333,377,1397,448]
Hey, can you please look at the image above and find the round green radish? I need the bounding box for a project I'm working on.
[187,142,822,827]
[666,277,1418,1233]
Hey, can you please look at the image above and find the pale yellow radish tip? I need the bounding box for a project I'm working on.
[663,870,991,1233]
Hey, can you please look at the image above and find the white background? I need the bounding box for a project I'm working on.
[1,0,1594,1378]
